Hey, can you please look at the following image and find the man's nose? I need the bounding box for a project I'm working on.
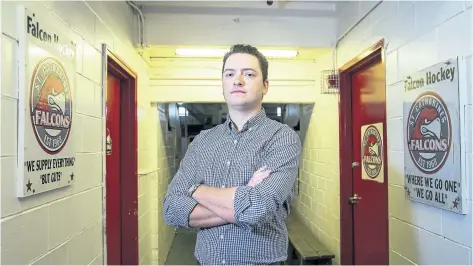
[233,73,244,86]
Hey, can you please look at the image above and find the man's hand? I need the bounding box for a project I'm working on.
[247,166,271,187]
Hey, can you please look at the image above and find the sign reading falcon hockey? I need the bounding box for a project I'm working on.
[403,58,465,214]
[17,6,76,197]
[361,123,384,183]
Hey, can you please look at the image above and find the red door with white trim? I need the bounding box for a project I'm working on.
[104,50,139,265]
[105,70,139,265]
[106,74,122,265]
[350,56,389,264]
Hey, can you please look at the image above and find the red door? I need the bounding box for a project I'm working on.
[350,56,389,264]
[105,71,139,265]
[104,50,139,265]
[106,74,122,265]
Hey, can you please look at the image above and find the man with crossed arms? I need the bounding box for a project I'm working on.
[163,44,302,265]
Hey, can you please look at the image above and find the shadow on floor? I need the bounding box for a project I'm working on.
[165,228,199,265]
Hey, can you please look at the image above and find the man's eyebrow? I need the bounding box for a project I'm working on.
[223,68,257,72]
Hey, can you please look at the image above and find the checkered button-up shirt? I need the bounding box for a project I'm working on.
[163,108,302,265]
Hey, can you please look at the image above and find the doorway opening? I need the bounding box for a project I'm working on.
[338,39,389,265]
[104,46,139,265]
[157,102,310,265]
[159,103,302,167]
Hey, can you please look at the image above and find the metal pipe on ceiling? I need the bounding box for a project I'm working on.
[126,1,147,48]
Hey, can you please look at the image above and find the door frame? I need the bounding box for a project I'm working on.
[101,44,139,265]
[338,39,386,265]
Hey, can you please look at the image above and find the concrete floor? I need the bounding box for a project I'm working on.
[165,228,199,265]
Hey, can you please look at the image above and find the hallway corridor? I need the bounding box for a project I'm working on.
[1,0,472,265]
[164,229,199,265]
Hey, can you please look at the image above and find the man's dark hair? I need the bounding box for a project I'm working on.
[222,44,269,83]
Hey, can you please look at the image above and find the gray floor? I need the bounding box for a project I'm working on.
[165,228,199,265]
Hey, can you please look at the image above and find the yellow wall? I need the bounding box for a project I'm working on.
[155,103,181,264]
[293,2,473,265]
[147,46,331,104]
[334,1,472,265]
[291,51,342,264]
[0,1,172,264]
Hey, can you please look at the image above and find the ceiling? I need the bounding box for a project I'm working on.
[138,1,347,18]
[132,1,349,48]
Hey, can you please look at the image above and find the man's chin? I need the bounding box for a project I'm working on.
[228,101,259,110]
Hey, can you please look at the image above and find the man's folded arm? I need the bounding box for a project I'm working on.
[191,127,302,228]
[189,204,229,228]
[233,128,301,228]
[191,185,239,223]
[163,134,229,228]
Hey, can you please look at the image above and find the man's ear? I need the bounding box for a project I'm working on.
[263,80,269,95]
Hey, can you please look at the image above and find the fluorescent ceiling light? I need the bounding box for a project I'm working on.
[175,48,298,58]
[176,48,228,57]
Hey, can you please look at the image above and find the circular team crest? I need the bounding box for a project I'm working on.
[362,125,383,179]
[407,91,451,174]
[30,57,72,154]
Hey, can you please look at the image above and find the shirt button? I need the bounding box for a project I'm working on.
[220,234,224,239]
[234,140,237,144]
[221,185,225,188]
[226,161,230,166]
[222,260,226,264]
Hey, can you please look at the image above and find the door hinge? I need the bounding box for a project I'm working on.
[128,208,138,216]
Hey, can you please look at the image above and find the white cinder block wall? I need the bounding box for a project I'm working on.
[335,0,472,264]
[0,1,165,264]
[294,1,472,265]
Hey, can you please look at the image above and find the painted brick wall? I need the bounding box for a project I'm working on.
[0,1,169,264]
[155,103,181,265]
[148,55,320,103]
[337,1,472,264]
[291,62,341,264]
[293,1,472,265]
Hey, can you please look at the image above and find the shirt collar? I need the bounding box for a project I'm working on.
[226,108,267,132]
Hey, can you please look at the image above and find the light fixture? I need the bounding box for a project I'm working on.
[178,107,188,117]
[175,48,298,58]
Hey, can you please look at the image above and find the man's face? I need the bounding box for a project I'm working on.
[222,53,268,109]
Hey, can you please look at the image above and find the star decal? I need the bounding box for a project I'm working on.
[26,180,32,192]
[452,197,460,209]
[404,186,411,196]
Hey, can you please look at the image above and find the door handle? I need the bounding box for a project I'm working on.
[352,161,360,168]
[349,194,362,204]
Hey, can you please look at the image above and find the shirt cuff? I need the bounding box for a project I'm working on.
[233,186,253,228]
[181,196,199,228]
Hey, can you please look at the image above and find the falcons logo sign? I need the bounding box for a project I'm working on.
[407,92,451,174]
[30,57,73,154]
[362,125,383,179]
